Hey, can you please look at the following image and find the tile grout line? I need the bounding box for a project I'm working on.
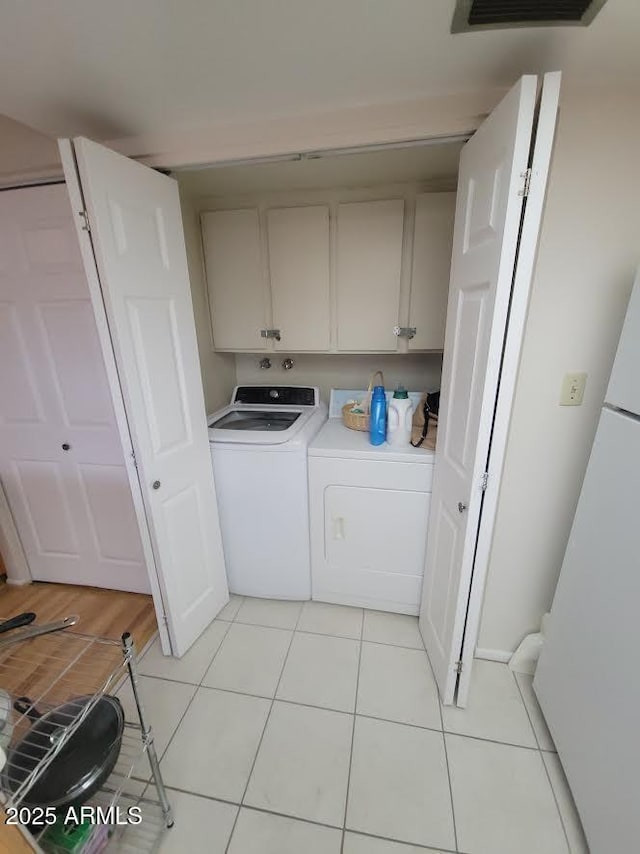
[346,827,460,854]
[510,669,541,748]
[136,619,235,807]
[130,620,236,818]
[219,614,424,650]
[510,666,571,851]
[157,782,461,854]
[511,670,557,753]
[538,752,574,854]
[151,617,234,769]
[512,665,574,854]
[340,608,364,854]
[146,668,544,751]
[430,643,459,853]
[139,665,548,747]
[224,601,304,853]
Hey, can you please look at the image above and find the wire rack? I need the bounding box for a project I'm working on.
[0,623,173,853]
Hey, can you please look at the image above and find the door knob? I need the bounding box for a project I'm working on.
[457,502,467,513]
[62,443,71,451]
[152,480,161,490]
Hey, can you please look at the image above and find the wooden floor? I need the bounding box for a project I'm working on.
[0,581,157,649]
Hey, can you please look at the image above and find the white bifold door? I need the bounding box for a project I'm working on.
[60,138,229,656]
[419,73,560,705]
[0,185,149,593]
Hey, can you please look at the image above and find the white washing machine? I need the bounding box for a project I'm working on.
[208,386,327,599]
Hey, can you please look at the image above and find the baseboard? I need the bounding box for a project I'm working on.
[475,647,512,663]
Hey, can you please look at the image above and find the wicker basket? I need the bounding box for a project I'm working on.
[342,370,384,432]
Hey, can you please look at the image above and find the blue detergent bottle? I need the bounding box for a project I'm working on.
[369,385,387,446]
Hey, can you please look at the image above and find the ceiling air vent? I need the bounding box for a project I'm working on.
[451,0,608,33]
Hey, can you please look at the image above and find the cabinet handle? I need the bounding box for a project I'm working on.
[393,326,417,340]
[260,328,281,342]
[333,517,345,540]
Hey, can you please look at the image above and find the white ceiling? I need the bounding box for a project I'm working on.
[1,0,639,142]
[177,141,464,197]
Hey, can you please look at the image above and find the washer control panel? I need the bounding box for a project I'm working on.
[233,386,318,407]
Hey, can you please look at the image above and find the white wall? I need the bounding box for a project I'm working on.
[235,353,442,404]
[478,86,640,656]
[0,115,61,187]
[180,191,236,412]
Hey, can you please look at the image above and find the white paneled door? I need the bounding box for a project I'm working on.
[419,75,555,705]
[62,138,229,656]
[0,185,149,593]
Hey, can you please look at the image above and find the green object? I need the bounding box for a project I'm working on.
[393,385,409,399]
[41,819,94,854]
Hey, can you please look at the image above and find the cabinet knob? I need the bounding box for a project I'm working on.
[457,502,467,513]
[62,443,71,451]
[152,480,161,490]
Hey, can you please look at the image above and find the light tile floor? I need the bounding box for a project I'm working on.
[134,596,589,854]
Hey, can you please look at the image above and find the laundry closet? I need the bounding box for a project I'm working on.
[174,143,461,620]
[0,73,559,706]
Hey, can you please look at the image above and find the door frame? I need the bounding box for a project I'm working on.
[56,140,172,653]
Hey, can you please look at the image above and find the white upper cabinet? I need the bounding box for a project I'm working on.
[336,199,405,351]
[201,208,269,351]
[267,205,331,352]
[408,193,456,351]
[201,190,454,354]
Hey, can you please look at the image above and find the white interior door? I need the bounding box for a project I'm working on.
[0,184,149,593]
[61,137,229,656]
[419,76,540,705]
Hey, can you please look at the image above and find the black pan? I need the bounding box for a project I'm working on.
[3,694,124,811]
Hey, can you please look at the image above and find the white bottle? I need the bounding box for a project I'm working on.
[387,386,413,447]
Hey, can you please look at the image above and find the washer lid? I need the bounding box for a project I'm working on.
[209,410,301,432]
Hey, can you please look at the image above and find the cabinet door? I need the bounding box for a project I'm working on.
[201,209,268,350]
[267,205,331,351]
[336,200,404,351]
[325,485,429,575]
[409,193,456,350]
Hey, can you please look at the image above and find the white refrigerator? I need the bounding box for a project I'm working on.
[534,273,640,854]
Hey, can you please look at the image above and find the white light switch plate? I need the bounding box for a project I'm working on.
[560,372,587,406]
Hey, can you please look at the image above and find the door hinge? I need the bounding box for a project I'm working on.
[518,168,532,198]
[480,471,489,492]
[454,659,463,674]
[131,451,138,469]
[78,210,91,233]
